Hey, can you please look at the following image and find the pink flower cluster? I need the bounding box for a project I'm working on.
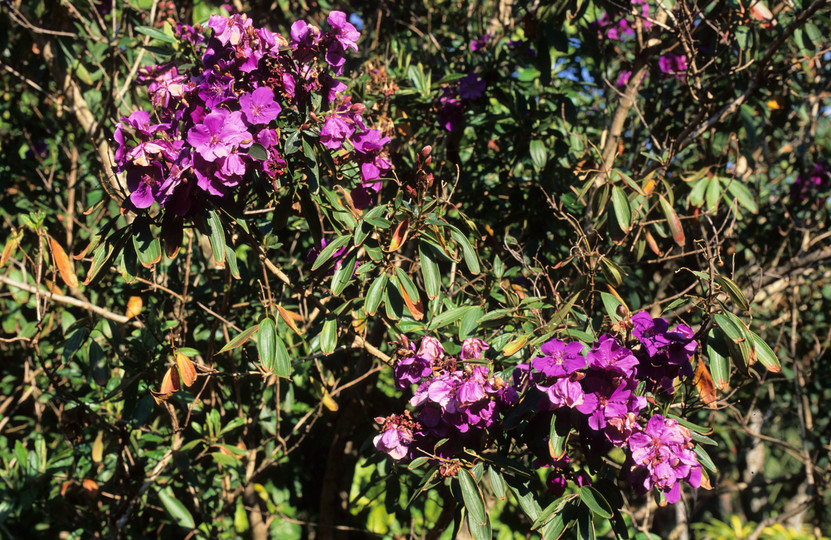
[592,0,652,40]
[114,12,391,216]
[374,336,518,464]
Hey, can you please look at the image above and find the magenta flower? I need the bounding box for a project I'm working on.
[470,34,491,52]
[458,73,486,100]
[239,87,282,125]
[373,414,417,460]
[320,116,354,149]
[532,339,586,378]
[187,110,252,162]
[658,53,688,80]
[628,414,702,503]
[325,11,360,74]
[460,338,489,360]
[616,70,632,88]
[394,355,432,388]
[417,337,445,363]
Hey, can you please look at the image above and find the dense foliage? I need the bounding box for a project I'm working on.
[1,0,831,538]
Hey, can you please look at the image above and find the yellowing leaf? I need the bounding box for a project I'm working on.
[767,99,780,110]
[126,296,143,319]
[49,235,78,288]
[92,431,104,463]
[276,305,303,335]
[387,218,409,252]
[176,352,197,387]
[321,389,338,412]
[1,231,22,267]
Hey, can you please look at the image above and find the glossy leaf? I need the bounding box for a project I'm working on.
[157,487,196,529]
[658,195,685,246]
[217,324,260,354]
[750,330,781,373]
[458,469,487,526]
[257,318,277,371]
[206,210,226,266]
[713,274,750,311]
[611,186,631,234]
[578,486,613,519]
[365,273,387,315]
[450,228,480,274]
[321,318,337,355]
[419,241,441,299]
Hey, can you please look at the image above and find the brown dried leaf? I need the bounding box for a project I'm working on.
[1,232,22,267]
[49,235,78,288]
[399,284,424,321]
[694,358,718,408]
[153,367,180,404]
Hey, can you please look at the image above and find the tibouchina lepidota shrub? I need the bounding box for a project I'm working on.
[375,310,706,517]
[114,12,391,229]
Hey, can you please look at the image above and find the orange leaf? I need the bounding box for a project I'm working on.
[49,235,78,288]
[645,230,662,256]
[0,232,21,267]
[387,218,409,252]
[321,389,339,412]
[399,284,424,321]
[276,305,303,335]
[176,352,197,387]
[82,479,99,493]
[126,296,143,319]
[153,367,180,404]
[658,195,685,247]
[694,359,718,408]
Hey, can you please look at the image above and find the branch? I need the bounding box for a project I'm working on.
[0,274,140,326]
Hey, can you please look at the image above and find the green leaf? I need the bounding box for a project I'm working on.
[365,273,387,316]
[321,318,337,355]
[688,178,709,208]
[467,511,492,540]
[246,143,268,161]
[312,236,351,271]
[578,486,612,519]
[611,186,631,234]
[135,26,177,43]
[157,487,195,529]
[488,466,506,499]
[427,305,473,331]
[225,246,240,279]
[707,329,731,390]
[713,313,744,343]
[458,469,487,526]
[576,504,596,540]
[206,210,226,266]
[450,229,480,274]
[273,335,291,378]
[419,241,441,300]
[257,318,277,371]
[749,330,781,373]
[218,324,260,354]
[394,267,419,301]
[459,307,483,340]
[530,140,548,171]
[549,413,570,459]
[599,257,625,288]
[694,444,718,473]
[331,252,357,295]
[713,274,750,311]
[705,176,722,213]
[726,180,758,214]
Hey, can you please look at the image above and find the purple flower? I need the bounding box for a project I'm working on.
[417,337,445,363]
[470,34,491,52]
[616,70,632,88]
[586,335,639,377]
[187,110,252,162]
[458,73,486,101]
[394,355,432,388]
[437,93,463,132]
[658,53,688,80]
[632,312,697,394]
[460,338,489,360]
[320,115,354,149]
[239,87,281,125]
[126,163,166,209]
[628,414,702,503]
[373,414,416,460]
[325,11,360,74]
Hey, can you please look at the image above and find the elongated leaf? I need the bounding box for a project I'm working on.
[450,229,480,274]
[726,180,758,213]
[331,252,357,295]
[427,305,473,331]
[218,324,260,354]
[488,466,506,500]
[206,210,226,266]
[705,176,722,212]
[320,318,337,355]
[276,305,303,336]
[694,444,718,473]
[419,241,441,299]
[713,274,749,311]
[273,335,291,378]
[467,511,492,540]
[688,178,709,208]
[49,236,78,288]
[658,195,685,246]
[365,273,387,315]
[578,486,613,519]
[384,282,404,320]
[749,331,781,373]
[157,487,195,529]
[257,318,277,371]
[458,469,487,526]
[549,413,570,460]
[707,329,731,390]
[312,236,351,271]
[135,26,177,43]
[713,313,744,343]
[459,306,483,340]
[694,358,718,408]
[530,139,548,170]
[611,186,631,234]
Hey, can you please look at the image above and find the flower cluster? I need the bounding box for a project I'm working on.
[374,336,518,465]
[436,73,486,132]
[628,414,702,503]
[592,0,652,40]
[521,311,700,501]
[114,12,391,217]
[791,162,830,203]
